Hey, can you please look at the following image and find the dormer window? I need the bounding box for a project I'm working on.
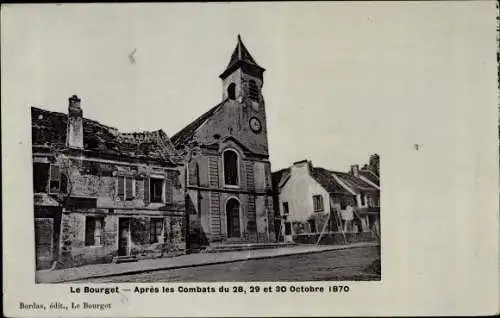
[249,80,259,101]
[227,83,236,100]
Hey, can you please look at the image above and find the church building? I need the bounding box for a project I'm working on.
[172,35,277,246]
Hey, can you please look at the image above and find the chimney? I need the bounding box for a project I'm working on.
[66,94,83,149]
[350,164,359,177]
[292,159,312,175]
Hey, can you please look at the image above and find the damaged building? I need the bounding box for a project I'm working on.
[272,159,380,244]
[172,35,278,246]
[32,95,186,270]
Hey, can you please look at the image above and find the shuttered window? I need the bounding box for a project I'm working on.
[313,195,324,212]
[125,177,133,200]
[49,164,61,193]
[117,176,135,200]
[249,80,259,101]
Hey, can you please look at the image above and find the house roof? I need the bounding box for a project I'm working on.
[31,106,180,165]
[170,102,223,148]
[219,35,265,79]
[311,167,353,195]
[360,168,380,186]
[332,171,378,193]
[271,167,290,190]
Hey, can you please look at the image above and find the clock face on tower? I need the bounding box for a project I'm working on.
[249,117,262,133]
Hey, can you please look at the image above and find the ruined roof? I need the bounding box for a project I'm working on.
[311,167,353,195]
[332,171,378,193]
[31,106,180,165]
[360,168,380,186]
[170,102,223,148]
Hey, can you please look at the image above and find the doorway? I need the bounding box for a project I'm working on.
[35,218,54,270]
[226,198,241,238]
[118,218,131,256]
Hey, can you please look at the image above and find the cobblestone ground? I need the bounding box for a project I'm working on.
[79,246,381,283]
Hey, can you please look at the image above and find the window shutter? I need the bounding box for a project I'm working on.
[188,162,198,186]
[49,165,61,192]
[125,177,133,199]
[165,171,175,204]
[60,173,68,193]
[50,165,60,180]
[117,176,125,200]
[144,178,150,204]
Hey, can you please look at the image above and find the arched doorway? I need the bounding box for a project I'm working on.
[226,198,241,238]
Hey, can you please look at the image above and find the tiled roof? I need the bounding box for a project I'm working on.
[31,107,180,164]
[360,169,380,186]
[332,171,378,193]
[310,167,352,195]
[170,102,223,148]
[271,168,290,190]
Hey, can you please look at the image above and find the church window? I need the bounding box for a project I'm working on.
[249,80,259,101]
[223,149,239,186]
[227,83,236,100]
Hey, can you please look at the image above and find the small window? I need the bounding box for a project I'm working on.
[284,222,292,235]
[313,195,324,212]
[223,150,239,186]
[33,163,50,193]
[49,164,61,193]
[249,80,259,101]
[282,202,289,215]
[85,216,104,246]
[360,193,366,206]
[150,178,164,203]
[150,218,164,243]
[117,176,135,200]
[227,83,236,100]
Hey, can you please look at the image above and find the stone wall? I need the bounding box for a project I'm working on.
[57,212,185,268]
[58,156,185,211]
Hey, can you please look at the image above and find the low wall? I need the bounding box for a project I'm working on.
[293,231,378,245]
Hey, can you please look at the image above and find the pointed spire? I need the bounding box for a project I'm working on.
[219,34,265,79]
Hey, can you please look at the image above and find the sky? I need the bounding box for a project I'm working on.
[1,2,496,171]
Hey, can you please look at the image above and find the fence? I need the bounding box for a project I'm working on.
[293,231,378,245]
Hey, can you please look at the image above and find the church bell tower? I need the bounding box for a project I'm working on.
[219,35,266,107]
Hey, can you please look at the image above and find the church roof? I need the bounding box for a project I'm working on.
[170,102,224,148]
[31,106,180,165]
[219,35,265,79]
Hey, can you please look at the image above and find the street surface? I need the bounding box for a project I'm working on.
[77,246,380,282]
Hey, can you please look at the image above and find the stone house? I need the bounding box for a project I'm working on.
[171,35,277,246]
[32,95,186,270]
[272,159,380,243]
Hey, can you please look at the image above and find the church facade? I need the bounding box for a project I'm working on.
[172,36,277,246]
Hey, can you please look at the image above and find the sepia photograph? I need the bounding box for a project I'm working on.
[2,2,499,317]
[31,27,381,285]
